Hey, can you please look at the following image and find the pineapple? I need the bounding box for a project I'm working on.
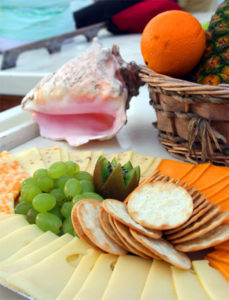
[196,0,229,85]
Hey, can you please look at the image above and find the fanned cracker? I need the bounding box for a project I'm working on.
[60,147,69,162]
[127,181,193,230]
[99,208,126,249]
[86,151,104,174]
[68,151,92,171]
[39,146,61,167]
[167,205,220,241]
[102,199,161,239]
[130,229,191,269]
[173,212,229,244]
[13,147,45,175]
[76,199,127,255]
[176,224,229,252]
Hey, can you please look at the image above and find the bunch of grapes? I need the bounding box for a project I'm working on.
[15,161,103,235]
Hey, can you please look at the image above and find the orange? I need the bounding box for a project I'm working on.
[141,10,206,76]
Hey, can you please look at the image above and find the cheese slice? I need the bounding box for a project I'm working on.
[101,255,151,300]
[61,147,69,162]
[131,154,155,176]
[7,237,89,299]
[193,260,229,300]
[171,266,209,300]
[68,151,92,171]
[141,157,162,180]
[0,215,28,238]
[140,260,176,300]
[0,214,14,221]
[0,233,73,282]
[74,254,118,300]
[13,147,45,175]
[39,146,61,167]
[104,153,120,162]
[1,231,58,264]
[56,249,101,300]
[118,151,134,165]
[86,151,104,174]
[0,224,42,262]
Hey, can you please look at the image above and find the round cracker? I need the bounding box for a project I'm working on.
[99,208,127,249]
[77,199,127,255]
[102,199,161,239]
[172,211,229,244]
[167,205,220,241]
[127,182,193,230]
[176,224,229,252]
[130,229,191,270]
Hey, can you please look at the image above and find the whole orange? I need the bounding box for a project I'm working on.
[141,10,206,76]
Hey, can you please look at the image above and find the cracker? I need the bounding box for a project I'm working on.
[99,208,126,249]
[130,229,191,269]
[176,224,229,252]
[167,205,220,241]
[76,199,127,255]
[102,199,161,239]
[173,212,229,244]
[127,181,193,230]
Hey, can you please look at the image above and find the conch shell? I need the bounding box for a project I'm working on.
[21,42,142,146]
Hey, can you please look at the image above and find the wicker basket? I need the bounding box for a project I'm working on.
[139,66,229,166]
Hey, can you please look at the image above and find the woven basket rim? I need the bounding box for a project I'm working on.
[139,66,229,102]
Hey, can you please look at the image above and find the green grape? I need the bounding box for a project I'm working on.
[60,201,73,218]
[63,216,74,235]
[21,184,42,202]
[80,180,95,193]
[15,201,32,215]
[50,188,66,206]
[53,179,59,188]
[57,174,72,190]
[72,194,85,205]
[65,161,80,176]
[64,178,82,199]
[74,171,93,182]
[18,196,25,203]
[21,177,37,187]
[48,162,67,179]
[36,175,54,193]
[36,212,62,234]
[33,168,48,179]
[82,192,104,201]
[50,206,63,220]
[26,208,38,224]
[32,193,56,213]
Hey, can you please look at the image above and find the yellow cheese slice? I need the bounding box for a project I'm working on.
[193,260,229,300]
[0,233,73,283]
[74,254,118,300]
[56,249,101,300]
[140,260,176,300]
[2,231,58,264]
[101,255,151,300]
[68,151,92,171]
[86,151,104,174]
[118,151,134,165]
[0,215,28,239]
[141,157,162,180]
[0,224,42,262]
[131,154,155,176]
[61,147,69,162]
[7,237,89,299]
[39,146,61,167]
[104,153,120,161]
[13,147,45,176]
[171,266,209,300]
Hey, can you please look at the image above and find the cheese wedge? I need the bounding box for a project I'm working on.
[171,266,209,300]
[86,151,104,174]
[68,151,92,171]
[193,260,229,300]
[101,255,151,300]
[0,234,73,282]
[74,254,118,300]
[39,146,61,167]
[61,147,69,161]
[56,249,101,300]
[1,231,58,264]
[0,215,29,238]
[140,260,176,300]
[0,224,42,262]
[7,237,89,299]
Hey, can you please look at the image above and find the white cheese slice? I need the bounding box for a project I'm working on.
[101,255,151,300]
[172,266,209,300]
[7,237,89,299]
[118,151,134,165]
[140,260,176,300]
[61,147,69,162]
[74,254,118,300]
[86,151,104,174]
[0,224,42,262]
[0,215,28,238]
[56,249,101,300]
[0,214,14,222]
[68,151,92,171]
[193,260,229,300]
[39,146,61,167]
[131,154,155,176]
